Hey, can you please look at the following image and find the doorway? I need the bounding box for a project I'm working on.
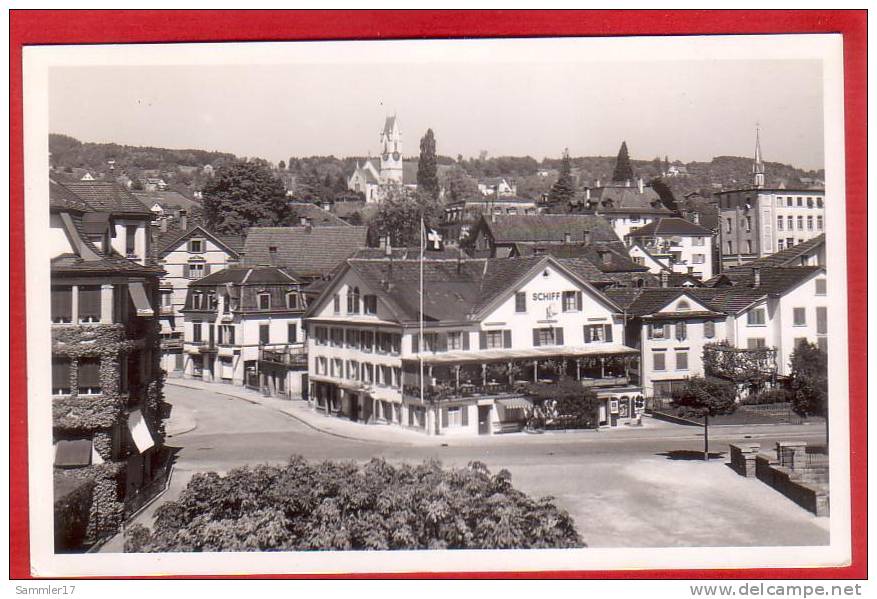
[477,405,492,435]
[350,394,360,422]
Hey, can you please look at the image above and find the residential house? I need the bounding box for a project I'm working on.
[465,213,621,258]
[287,202,353,227]
[440,197,539,245]
[626,217,715,281]
[575,179,674,239]
[304,255,643,436]
[49,180,168,549]
[478,177,517,197]
[180,266,308,397]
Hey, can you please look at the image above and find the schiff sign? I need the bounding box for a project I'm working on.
[531,292,564,302]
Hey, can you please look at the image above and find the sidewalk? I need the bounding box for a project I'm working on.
[162,379,809,447]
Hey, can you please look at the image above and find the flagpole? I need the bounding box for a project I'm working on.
[419,215,425,418]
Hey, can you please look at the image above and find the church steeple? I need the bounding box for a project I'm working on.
[752,125,765,189]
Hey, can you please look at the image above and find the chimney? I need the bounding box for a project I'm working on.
[638,178,644,193]
[596,178,601,188]
[583,230,591,245]
[752,267,761,288]
[660,270,670,288]
[304,223,313,234]
[179,210,188,230]
[564,232,571,244]
[299,216,308,226]
[160,217,168,233]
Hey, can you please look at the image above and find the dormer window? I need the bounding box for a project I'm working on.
[286,292,299,310]
[677,300,691,311]
[347,286,360,314]
[258,293,271,310]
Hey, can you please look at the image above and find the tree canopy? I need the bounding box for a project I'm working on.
[547,149,576,206]
[788,342,828,418]
[125,457,583,551]
[370,187,443,248]
[441,166,482,203]
[612,141,634,183]
[202,160,289,236]
[526,377,600,430]
[416,128,440,201]
[671,376,737,419]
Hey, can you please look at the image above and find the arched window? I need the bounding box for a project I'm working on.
[677,300,691,311]
[286,291,298,310]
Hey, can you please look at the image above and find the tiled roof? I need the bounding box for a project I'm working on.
[720,235,825,276]
[132,190,201,212]
[61,181,153,216]
[242,225,369,278]
[694,267,823,313]
[352,247,465,260]
[50,180,90,212]
[606,288,723,317]
[628,217,714,238]
[190,266,299,287]
[51,250,164,277]
[288,203,351,227]
[484,214,621,244]
[156,225,244,257]
[583,185,672,214]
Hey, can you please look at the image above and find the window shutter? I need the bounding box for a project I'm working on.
[503,330,512,348]
[704,321,715,338]
[441,409,448,429]
[462,332,470,350]
[187,240,192,252]
[533,329,541,347]
[229,327,235,345]
[604,324,613,342]
[260,324,269,345]
[479,332,487,350]
[576,291,583,311]
[183,264,190,279]
[583,326,592,343]
[554,327,564,345]
[663,324,671,338]
[412,335,419,353]
[461,407,469,427]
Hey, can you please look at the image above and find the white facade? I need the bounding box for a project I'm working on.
[605,214,660,241]
[628,233,713,280]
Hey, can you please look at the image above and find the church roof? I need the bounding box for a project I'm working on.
[382,115,397,135]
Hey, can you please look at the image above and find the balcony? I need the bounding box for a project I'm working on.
[259,345,307,367]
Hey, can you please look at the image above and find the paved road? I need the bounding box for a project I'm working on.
[105,384,829,551]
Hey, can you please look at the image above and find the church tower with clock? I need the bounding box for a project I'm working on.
[379,115,404,184]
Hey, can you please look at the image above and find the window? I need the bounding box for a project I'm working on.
[332,359,343,378]
[796,197,803,207]
[331,328,345,347]
[361,363,374,384]
[51,286,73,323]
[807,216,813,230]
[815,278,827,296]
[288,323,297,343]
[361,330,374,352]
[562,291,581,312]
[776,196,784,207]
[78,285,101,323]
[630,215,640,223]
[222,293,231,314]
[78,358,101,395]
[744,216,752,232]
[515,292,526,313]
[675,321,687,341]
[52,359,71,395]
[786,197,793,207]
[692,236,705,246]
[777,216,784,231]
[286,292,298,310]
[745,240,753,254]
[533,327,563,346]
[816,307,827,335]
[797,216,803,230]
[125,225,138,256]
[787,237,795,248]
[793,307,807,326]
[188,239,204,253]
[675,350,689,371]
[258,293,271,310]
[747,338,767,349]
[316,357,327,375]
[192,322,202,343]
[653,351,666,371]
[347,286,360,314]
[817,197,823,208]
[787,216,793,230]
[347,361,359,380]
[480,330,510,349]
[583,324,612,343]
[807,198,814,209]
[692,254,705,264]
[333,294,340,313]
[704,321,715,338]
[778,240,785,251]
[259,324,270,345]
[726,241,733,254]
[445,407,466,428]
[221,325,236,345]
[345,329,359,349]
[817,216,823,230]
[363,295,378,315]
[314,326,328,345]
[186,260,206,280]
[647,323,669,339]
[447,331,469,351]
[725,218,732,233]
[747,308,766,326]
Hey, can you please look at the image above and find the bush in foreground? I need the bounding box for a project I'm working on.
[125,457,583,552]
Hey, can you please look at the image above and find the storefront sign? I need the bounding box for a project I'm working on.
[531,291,563,302]
[609,399,619,414]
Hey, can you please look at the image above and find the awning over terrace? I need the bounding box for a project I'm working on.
[407,343,638,365]
[496,397,533,409]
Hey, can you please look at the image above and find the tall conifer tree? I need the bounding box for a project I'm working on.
[612,141,634,182]
[417,128,440,201]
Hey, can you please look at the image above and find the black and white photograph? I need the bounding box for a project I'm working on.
[22,32,851,577]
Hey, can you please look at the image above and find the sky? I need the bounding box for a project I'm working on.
[49,58,825,170]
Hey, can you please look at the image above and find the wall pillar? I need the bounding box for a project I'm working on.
[71,284,79,323]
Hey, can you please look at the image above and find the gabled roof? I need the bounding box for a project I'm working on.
[606,288,723,317]
[132,190,201,212]
[156,225,244,258]
[583,185,671,214]
[288,202,351,227]
[242,225,369,278]
[718,235,825,278]
[628,217,714,238]
[481,214,621,245]
[50,180,90,212]
[693,267,823,314]
[60,181,153,216]
[512,242,648,274]
[190,265,299,287]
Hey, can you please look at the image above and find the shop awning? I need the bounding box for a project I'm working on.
[496,397,533,410]
[129,282,154,317]
[127,409,155,453]
[407,343,639,365]
[54,439,93,468]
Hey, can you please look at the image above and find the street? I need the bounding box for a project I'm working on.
[105,382,830,551]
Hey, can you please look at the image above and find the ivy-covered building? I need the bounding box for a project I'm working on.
[49,180,169,551]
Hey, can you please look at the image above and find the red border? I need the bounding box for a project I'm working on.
[9,9,867,580]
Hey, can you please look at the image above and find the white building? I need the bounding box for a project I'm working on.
[579,179,674,240]
[477,177,517,197]
[154,225,243,374]
[716,128,826,269]
[627,217,715,281]
[181,266,308,397]
[347,116,407,203]
[304,255,644,436]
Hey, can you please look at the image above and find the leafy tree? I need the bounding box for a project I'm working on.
[293,168,324,203]
[671,376,737,460]
[547,148,576,206]
[789,341,828,415]
[278,160,286,170]
[649,177,679,213]
[526,377,600,430]
[442,166,481,202]
[370,187,442,248]
[612,141,634,183]
[130,178,144,191]
[202,160,289,236]
[125,457,583,551]
[417,128,440,201]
